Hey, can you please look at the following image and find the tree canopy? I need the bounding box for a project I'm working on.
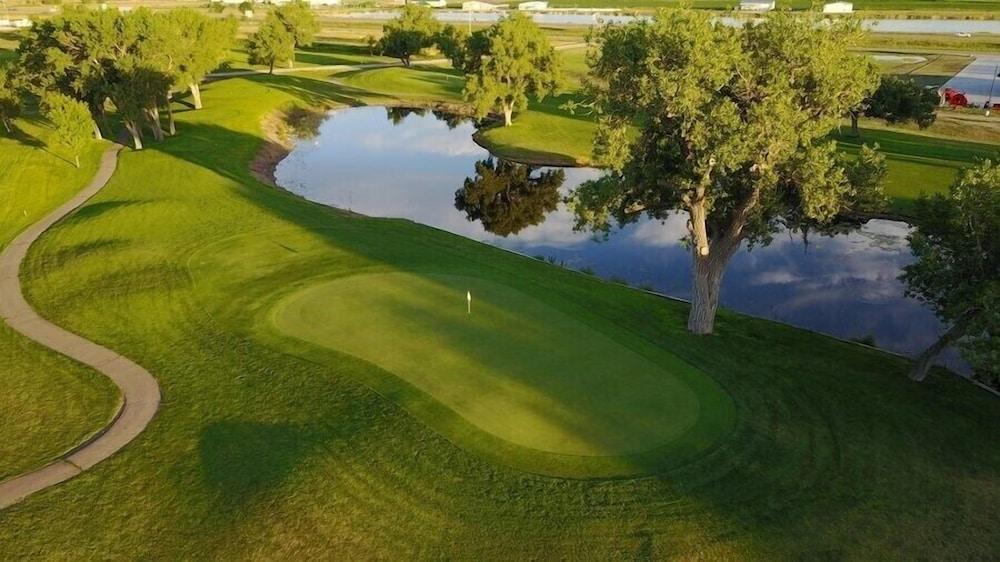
[247,12,296,74]
[274,1,319,57]
[865,76,938,129]
[463,13,560,126]
[572,9,884,334]
[902,160,1000,387]
[379,4,440,67]
[455,158,565,236]
[15,7,234,146]
[41,92,94,167]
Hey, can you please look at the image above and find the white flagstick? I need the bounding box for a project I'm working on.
[467,291,472,315]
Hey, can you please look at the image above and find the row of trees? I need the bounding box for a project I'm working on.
[3,7,235,159]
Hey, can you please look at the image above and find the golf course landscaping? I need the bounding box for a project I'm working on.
[0,70,998,558]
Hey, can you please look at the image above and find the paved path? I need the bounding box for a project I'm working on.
[940,55,1000,109]
[0,142,160,510]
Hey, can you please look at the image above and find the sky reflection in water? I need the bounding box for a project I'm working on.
[275,106,961,370]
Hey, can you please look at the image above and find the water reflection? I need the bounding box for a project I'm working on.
[273,106,961,370]
[455,158,565,237]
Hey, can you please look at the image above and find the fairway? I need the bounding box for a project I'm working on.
[272,272,713,458]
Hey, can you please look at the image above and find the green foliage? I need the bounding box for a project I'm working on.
[0,63,20,133]
[574,9,883,333]
[238,1,254,12]
[463,12,560,126]
[41,92,94,167]
[274,0,320,49]
[454,158,565,236]
[903,160,1000,387]
[246,12,295,73]
[866,75,939,129]
[379,4,440,67]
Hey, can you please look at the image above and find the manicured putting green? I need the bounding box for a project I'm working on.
[272,272,710,457]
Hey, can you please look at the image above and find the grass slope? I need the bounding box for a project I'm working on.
[0,117,119,481]
[0,74,996,559]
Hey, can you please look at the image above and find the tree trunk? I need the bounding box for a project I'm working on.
[146,107,165,142]
[190,82,203,110]
[503,103,513,127]
[269,59,275,74]
[125,121,143,150]
[909,310,975,381]
[1,117,10,133]
[850,111,860,137]
[165,96,176,136]
[687,233,742,335]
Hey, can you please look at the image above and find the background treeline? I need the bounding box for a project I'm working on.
[0,7,237,154]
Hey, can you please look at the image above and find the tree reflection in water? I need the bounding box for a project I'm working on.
[455,158,565,237]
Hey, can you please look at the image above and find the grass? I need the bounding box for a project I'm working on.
[268,271,732,474]
[0,115,120,481]
[0,72,996,559]
[834,124,1000,213]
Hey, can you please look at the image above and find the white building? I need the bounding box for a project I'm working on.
[422,0,447,7]
[823,1,853,13]
[462,1,501,11]
[306,0,342,5]
[518,1,548,10]
[739,0,775,11]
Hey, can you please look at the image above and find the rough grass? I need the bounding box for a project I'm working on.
[0,73,996,559]
[0,115,120,481]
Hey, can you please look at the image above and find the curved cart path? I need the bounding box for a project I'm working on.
[0,142,160,509]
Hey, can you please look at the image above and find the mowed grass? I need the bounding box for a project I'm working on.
[0,116,119,480]
[834,125,1000,213]
[0,74,996,559]
[268,272,731,472]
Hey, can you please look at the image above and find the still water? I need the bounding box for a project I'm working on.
[275,106,960,369]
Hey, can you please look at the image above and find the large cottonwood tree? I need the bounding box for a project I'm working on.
[572,9,885,334]
[463,13,560,126]
[902,160,999,387]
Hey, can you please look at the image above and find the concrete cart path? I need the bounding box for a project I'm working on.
[0,142,160,510]
[940,55,1000,109]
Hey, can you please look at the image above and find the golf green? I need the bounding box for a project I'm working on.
[271,272,726,463]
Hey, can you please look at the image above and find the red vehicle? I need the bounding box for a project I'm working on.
[943,87,969,108]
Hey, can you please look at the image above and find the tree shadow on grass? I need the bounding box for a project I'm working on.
[199,421,322,508]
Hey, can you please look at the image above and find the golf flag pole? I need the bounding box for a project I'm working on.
[467,291,471,315]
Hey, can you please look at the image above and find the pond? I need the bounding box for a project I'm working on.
[274,106,963,371]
